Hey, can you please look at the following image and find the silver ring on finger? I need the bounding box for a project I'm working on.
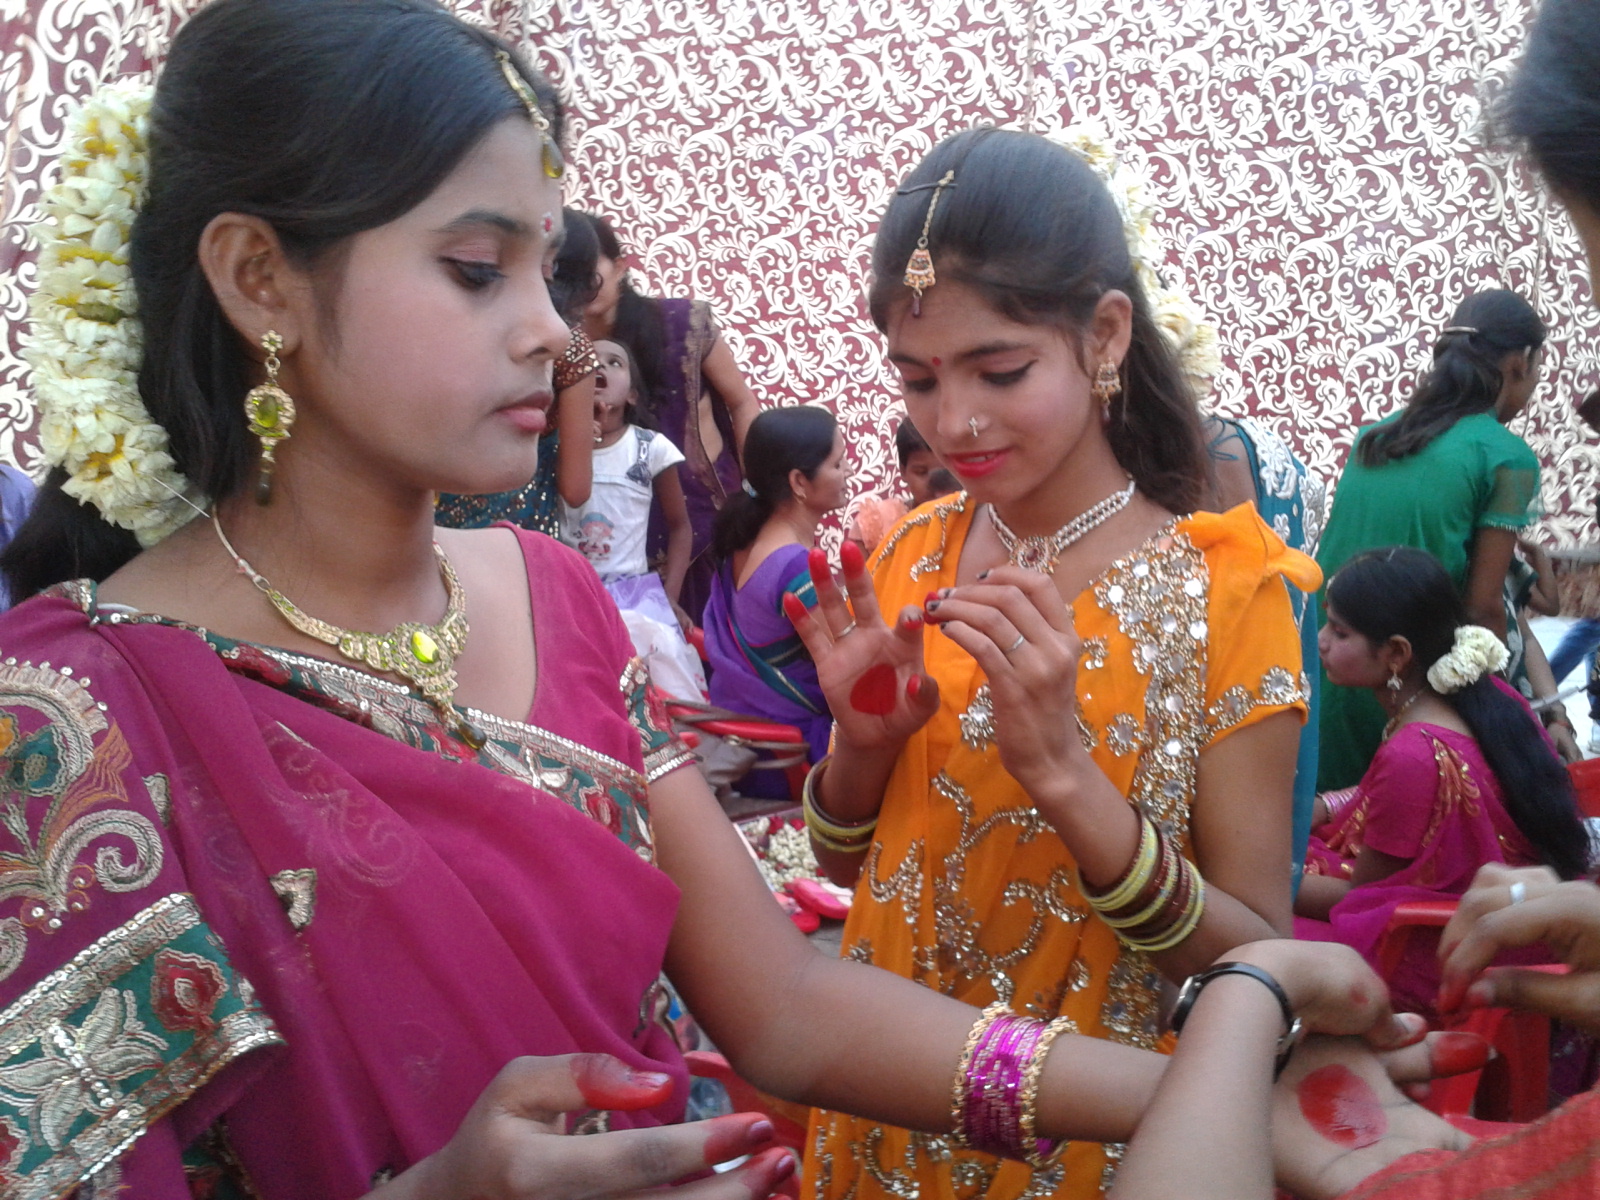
[1005,633,1026,657]
[837,621,858,638]
[1509,880,1527,906]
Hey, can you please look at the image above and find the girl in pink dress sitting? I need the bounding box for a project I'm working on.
[1295,546,1590,1013]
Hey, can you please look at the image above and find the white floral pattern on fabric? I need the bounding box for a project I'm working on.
[26,83,202,547]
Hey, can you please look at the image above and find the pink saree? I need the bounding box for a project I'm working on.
[0,529,697,1199]
[1296,717,1539,1014]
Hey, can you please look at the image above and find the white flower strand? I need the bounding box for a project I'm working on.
[26,81,204,546]
[1040,123,1223,396]
[1426,625,1510,694]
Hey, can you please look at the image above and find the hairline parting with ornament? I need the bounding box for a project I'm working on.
[895,124,1224,573]
[26,48,560,745]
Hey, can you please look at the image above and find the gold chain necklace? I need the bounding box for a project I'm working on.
[1381,686,1426,741]
[989,477,1137,574]
[212,512,483,747]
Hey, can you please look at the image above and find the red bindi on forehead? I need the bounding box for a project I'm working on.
[931,356,942,367]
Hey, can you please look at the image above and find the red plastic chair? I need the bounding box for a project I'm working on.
[1376,899,1561,1122]
[1566,757,1600,819]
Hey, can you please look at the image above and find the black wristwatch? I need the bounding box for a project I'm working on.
[1171,961,1304,1079]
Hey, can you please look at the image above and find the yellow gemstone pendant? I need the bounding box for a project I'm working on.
[410,630,439,664]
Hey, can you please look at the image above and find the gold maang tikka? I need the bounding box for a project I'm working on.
[495,50,565,180]
[243,331,294,506]
[901,170,956,316]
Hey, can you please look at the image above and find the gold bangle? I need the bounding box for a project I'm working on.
[1017,1015,1073,1168]
[949,1001,1009,1145]
[803,756,878,847]
[1083,815,1158,913]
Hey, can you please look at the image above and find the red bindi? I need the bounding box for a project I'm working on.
[931,356,942,367]
[541,212,554,235]
[1297,1064,1388,1149]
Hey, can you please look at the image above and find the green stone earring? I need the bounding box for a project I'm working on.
[244,330,295,505]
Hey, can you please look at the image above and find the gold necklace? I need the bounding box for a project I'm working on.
[1381,687,1426,741]
[989,477,1136,574]
[212,512,483,747]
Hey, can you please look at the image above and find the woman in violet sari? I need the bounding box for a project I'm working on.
[0,3,1402,1196]
[703,406,844,771]
[577,212,762,625]
[1294,547,1589,1014]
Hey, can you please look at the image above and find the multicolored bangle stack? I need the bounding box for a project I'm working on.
[1082,814,1206,953]
[949,1002,1069,1167]
[802,757,877,854]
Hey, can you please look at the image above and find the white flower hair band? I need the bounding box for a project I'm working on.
[1426,625,1510,694]
[27,81,204,546]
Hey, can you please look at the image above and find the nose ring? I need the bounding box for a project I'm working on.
[969,417,981,439]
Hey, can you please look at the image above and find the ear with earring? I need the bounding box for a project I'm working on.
[1092,361,1122,422]
[1387,668,1403,693]
[244,330,295,505]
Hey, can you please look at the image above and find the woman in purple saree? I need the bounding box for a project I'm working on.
[1293,548,1589,1014]
[702,407,845,770]
[0,4,1253,1196]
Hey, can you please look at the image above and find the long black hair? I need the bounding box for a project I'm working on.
[578,211,669,425]
[2,0,561,601]
[868,127,1210,515]
[550,206,601,323]
[712,405,837,560]
[1327,546,1590,880]
[1505,0,1600,214]
[1358,290,1545,467]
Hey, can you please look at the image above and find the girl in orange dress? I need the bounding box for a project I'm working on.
[789,128,1319,1198]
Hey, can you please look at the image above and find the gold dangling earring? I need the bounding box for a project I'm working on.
[244,331,295,505]
[1387,668,1403,693]
[1092,360,1122,423]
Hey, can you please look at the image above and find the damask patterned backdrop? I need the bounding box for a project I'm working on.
[5,0,1600,539]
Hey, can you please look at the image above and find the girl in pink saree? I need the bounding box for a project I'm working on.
[1294,547,1589,1014]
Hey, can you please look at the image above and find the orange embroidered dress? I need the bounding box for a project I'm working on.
[805,497,1319,1199]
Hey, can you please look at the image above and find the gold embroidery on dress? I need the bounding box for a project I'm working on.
[1081,636,1109,670]
[1420,736,1482,852]
[1091,529,1210,1047]
[870,492,969,579]
[0,663,165,981]
[861,840,923,938]
[1106,713,1143,756]
[269,869,317,931]
[1206,665,1306,734]
[958,685,994,752]
[929,772,1083,1002]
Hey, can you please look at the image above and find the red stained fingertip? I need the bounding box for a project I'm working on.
[840,538,865,575]
[1430,1031,1491,1078]
[781,593,808,623]
[907,674,923,701]
[701,1113,777,1166]
[571,1054,674,1110]
[1462,980,1493,1010]
[808,547,831,587]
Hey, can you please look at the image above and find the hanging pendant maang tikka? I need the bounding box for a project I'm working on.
[901,170,955,316]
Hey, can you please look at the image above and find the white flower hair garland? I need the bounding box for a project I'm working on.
[1040,123,1223,396]
[1426,625,1510,694]
[27,80,203,547]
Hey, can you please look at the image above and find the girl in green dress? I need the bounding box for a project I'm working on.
[1315,290,1545,789]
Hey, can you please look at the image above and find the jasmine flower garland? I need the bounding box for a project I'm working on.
[27,81,204,546]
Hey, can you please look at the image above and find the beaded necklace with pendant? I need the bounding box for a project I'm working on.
[988,477,1137,574]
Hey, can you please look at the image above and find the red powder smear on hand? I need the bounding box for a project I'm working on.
[1298,1064,1388,1149]
[850,664,898,715]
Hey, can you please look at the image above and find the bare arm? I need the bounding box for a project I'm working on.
[654,465,691,606]
[554,374,597,508]
[1463,526,1517,640]
[1519,538,1561,616]
[702,335,760,455]
[651,762,1168,1142]
[1293,846,1410,921]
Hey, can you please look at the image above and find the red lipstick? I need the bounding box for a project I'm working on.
[946,449,1011,479]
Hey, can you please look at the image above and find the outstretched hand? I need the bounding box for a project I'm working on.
[1437,862,1600,1025]
[786,540,940,753]
[383,1054,797,1200]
